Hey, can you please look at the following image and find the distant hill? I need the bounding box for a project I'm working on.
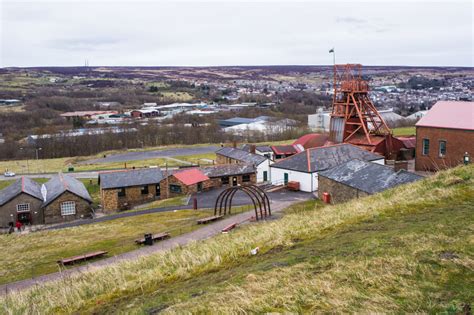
[2,164,473,313]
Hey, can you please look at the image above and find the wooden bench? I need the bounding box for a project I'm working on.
[221,223,237,233]
[57,250,108,265]
[197,215,224,224]
[135,232,170,245]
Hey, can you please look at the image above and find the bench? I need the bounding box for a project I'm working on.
[221,223,237,233]
[197,215,224,224]
[57,250,108,265]
[135,232,170,245]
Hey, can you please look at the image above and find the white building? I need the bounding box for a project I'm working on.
[308,107,331,132]
[270,144,385,192]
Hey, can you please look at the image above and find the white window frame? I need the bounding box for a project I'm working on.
[60,201,76,216]
[16,203,30,212]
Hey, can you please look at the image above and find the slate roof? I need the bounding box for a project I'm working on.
[0,177,43,206]
[216,147,267,165]
[271,143,384,173]
[202,164,256,178]
[43,174,92,206]
[173,168,210,185]
[318,159,423,194]
[241,144,273,153]
[99,168,164,189]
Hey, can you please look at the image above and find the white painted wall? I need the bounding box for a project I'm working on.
[270,167,317,192]
[256,160,273,183]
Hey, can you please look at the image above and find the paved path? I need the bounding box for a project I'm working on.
[0,199,304,295]
[81,145,219,164]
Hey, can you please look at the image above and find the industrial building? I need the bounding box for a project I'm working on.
[415,101,474,171]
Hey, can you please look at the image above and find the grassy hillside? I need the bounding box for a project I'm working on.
[2,165,473,313]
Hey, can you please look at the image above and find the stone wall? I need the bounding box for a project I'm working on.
[318,176,368,204]
[161,176,213,199]
[101,184,160,212]
[43,191,92,224]
[415,127,474,171]
[216,154,240,165]
[0,193,44,227]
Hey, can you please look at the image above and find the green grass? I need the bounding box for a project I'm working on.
[133,195,188,210]
[0,208,215,285]
[2,165,472,313]
[392,126,416,136]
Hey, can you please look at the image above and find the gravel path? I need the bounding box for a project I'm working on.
[0,199,303,295]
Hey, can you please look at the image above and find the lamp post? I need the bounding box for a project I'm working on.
[463,152,471,165]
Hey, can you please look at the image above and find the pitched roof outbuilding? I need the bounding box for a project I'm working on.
[0,177,43,206]
[416,101,474,130]
[319,159,423,194]
[42,174,92,206]
[202,164,256,178]
[216,147,267,165]
[99,168,164,189]
[271,143,383,173]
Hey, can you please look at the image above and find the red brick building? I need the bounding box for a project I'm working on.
[415,101,474,171]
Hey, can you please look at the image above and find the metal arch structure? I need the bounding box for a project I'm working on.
[214,185,271,221]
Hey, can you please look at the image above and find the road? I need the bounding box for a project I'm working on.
[0,196,312,295]
[81,145,220,164]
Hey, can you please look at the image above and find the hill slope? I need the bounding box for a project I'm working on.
[2,165,473,314]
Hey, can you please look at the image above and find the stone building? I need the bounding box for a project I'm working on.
[415,101,474,171]
[202,164,257,188]
[0,174,93,226]
[162,168,211,198]
[41,174,93,224]
[0,177,44,227]
[318,159,422,204]
[215,147,272,182]
[99,168,164,212]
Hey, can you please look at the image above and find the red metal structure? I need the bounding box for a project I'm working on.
[329,64,397,158]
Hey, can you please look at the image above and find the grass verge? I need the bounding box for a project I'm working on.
[1,164,472,313]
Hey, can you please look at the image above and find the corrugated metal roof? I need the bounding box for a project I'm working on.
[202,164,256,178]
[216,147,267,165]
[416,101,474,130]
[271,143,383,173]
[271,145,299,155]
[99,168,164,189]
[293,133,329,149]
[318,159,423,194]
[43,174,92,206]
[173,168,210,185]
[0,177,43,206]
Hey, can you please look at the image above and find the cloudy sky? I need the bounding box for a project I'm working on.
[1,0,472,67]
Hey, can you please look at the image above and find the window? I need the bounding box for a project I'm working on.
[118,188,126,197]
[60,201,76,216]
[422,139,430,155]
[170,184,182,193]
[16,203,30,212]
[221,176,229,185]
[141,185,149,195]
[242,174,251,182]
[439,140,447,157]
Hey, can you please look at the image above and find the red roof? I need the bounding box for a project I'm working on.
[173,168,209,186]
[293,133,329,149]
[271,145,299,155]
[397,137,416,149]
[416,101,474,130]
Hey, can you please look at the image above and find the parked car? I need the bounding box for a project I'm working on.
[4,171,16,177]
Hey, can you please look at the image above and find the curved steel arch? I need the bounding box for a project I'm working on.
[213,185,271,221]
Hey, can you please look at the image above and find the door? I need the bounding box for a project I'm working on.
[263,171,268,182]
[232,176,238,186]
[17,212,31,225]
[155,184,161,197]
[284,173,289,185]
[197,182,203,192]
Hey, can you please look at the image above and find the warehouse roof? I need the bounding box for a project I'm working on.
[43,174,92,206]
[271,145,300,155]
[99,168,164,189]
[271,143,383,173]
[216,147,267,165]
[319,159,423,194]
[293,133,329,150]
[416,101,474,130]
[0,177,43,206]
[202,164,256,178]
[173,168,209,185]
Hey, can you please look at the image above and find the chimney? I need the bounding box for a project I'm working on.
[249,144,256,154]
[232,141,237,149]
